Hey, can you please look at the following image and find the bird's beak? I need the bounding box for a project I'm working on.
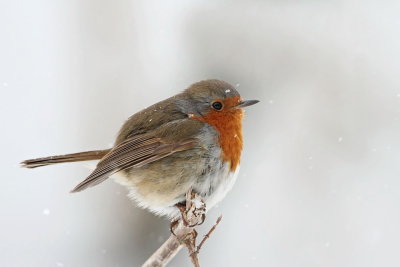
[236,99,260,108]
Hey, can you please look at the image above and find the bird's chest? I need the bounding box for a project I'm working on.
[182,119,242,210]
[192,109,244,171]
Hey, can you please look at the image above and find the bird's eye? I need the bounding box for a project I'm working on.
[212,101,223,110]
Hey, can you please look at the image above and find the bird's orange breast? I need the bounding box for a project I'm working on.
[192,97,243,171]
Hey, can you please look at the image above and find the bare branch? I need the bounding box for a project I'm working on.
[142,235,183,267]
[142,189,220,267]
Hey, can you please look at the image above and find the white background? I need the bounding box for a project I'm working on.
[1,1,400,266]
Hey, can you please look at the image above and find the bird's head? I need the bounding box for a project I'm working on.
[177,79,259,119]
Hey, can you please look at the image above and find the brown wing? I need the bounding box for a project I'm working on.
[70,135,197,193]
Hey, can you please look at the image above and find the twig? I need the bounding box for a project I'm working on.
[196,215,222,253]
[142,190,220,267]
[142,235,183,267]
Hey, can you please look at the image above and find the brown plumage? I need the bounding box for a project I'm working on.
[21,79,258,218]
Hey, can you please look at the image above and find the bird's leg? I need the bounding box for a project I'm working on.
[175,201,189,226]
[175,201,187,213]
[199,214,206,226]
[168,190,206,267]
[169,219,179,236]
[170,201,188,236]
[184,191,206,227]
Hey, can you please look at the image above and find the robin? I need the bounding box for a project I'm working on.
[21,79,259,219]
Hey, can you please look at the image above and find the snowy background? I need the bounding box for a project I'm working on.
[1,0,400,266]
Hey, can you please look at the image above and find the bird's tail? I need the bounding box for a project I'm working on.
[21,149,111,168]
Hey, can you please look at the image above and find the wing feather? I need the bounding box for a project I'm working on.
[70,135,197,193]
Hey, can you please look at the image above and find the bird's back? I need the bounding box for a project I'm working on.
[115,95,188,145]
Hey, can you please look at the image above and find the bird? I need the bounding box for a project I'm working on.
[21,79,259,219]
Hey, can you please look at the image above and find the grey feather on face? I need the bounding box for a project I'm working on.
[174,79,241,117]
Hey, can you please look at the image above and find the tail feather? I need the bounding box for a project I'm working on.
[21,149,111,169]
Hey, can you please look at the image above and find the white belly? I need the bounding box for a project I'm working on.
[193,163,240,211]
[112,163,240,219]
